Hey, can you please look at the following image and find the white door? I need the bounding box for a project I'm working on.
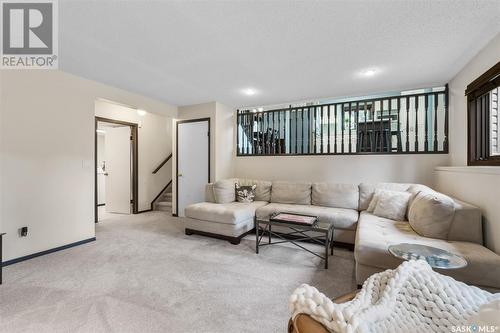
[105,126,131,214]
[177,120,209,217]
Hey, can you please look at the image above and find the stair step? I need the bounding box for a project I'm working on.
[156,201,172,207]
[155,205,172,212]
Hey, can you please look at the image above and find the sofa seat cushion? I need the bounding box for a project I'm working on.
[355,211,500,289]
[255,203,358,230]
[185,201,268,225]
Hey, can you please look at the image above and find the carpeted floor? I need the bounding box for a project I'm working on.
[0,212,356,333]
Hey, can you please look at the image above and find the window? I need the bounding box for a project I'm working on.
[466,62,500,166]
[237,86,448,156]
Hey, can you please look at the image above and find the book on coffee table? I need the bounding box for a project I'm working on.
[270,212,319,226]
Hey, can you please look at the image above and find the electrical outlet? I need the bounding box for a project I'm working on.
[19,227,28,237]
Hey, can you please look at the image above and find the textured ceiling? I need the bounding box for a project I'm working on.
[60,0,500,108]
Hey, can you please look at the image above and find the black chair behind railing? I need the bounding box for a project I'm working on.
[357,120,402,153]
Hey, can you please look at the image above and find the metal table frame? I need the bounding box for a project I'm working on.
[255,217,334,269]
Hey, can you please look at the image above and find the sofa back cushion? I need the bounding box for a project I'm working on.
[447,198,483,244]
[236,178,272,202]
[312,183,359,210]
[213,178,237,204]
[271,181,311,205]
[359,183,413,211]
[372,190,412,221]
[205,183,216,203]
[408,190,455,240]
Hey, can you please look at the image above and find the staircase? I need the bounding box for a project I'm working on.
[154,187,172,212]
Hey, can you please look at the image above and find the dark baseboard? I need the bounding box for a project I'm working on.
[2,237,96,267]
[172,213,178,217]
[137,209,152,214]
[97,203,105,207]
[185,228,250,245]
[185,226,355,251]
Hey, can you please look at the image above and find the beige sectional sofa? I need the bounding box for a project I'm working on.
[183,179,500,290]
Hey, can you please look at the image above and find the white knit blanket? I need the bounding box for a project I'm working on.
[289,260,500,333]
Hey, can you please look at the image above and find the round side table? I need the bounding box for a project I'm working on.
[388,243,467,269]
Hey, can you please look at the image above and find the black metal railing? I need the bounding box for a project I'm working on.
[237,86,448,156]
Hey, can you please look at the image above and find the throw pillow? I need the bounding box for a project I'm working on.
[366,189,393,212]
[373,190,412,221]
[408,190,455,240]
[235,184,256,203]
[236,179,272,201]
[213,179,237,204]
[366,190,382,213]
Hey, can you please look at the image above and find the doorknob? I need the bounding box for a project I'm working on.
[178,173,183,177]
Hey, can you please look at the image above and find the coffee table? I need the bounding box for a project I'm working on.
[254,215,334,269]
[388,243,467,269]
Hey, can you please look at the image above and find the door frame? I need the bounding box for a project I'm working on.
[95,116,139,222]
[175,117,211,216]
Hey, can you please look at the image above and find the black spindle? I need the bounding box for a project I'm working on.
[363,102,367,152]
[415,96,419,152]
[301,108,305,154]
[327,105,331,153]
[355,102,359,152]
[433,93,438,151]
[348,103,352,153]
[313,106,317,153]
[295,109,298,154]
[379,100,384,152]
[397,98,401,152]
[320,106,324,153]
[277,110,281,154]
[424,94,429,152]
[388,99,392,152]
[371,101,376,152]
[334,105,338,153]
[444,85,449,152]
[341,103,345,153]
[406,96,410,152]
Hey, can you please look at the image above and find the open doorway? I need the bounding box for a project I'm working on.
[95,117,138,222]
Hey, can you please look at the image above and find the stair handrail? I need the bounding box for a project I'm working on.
[152,153,173,174]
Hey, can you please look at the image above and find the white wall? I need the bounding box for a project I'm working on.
[0,70,177,261]
[434,33,500,254]
[95,100,173,211]
[435,167,500,253]
[215,102,235,180]
[448,33,500,166]
[235,154,449,185]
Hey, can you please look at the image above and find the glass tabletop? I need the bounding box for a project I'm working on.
[256,216,332,232]
[388,243,467,269]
